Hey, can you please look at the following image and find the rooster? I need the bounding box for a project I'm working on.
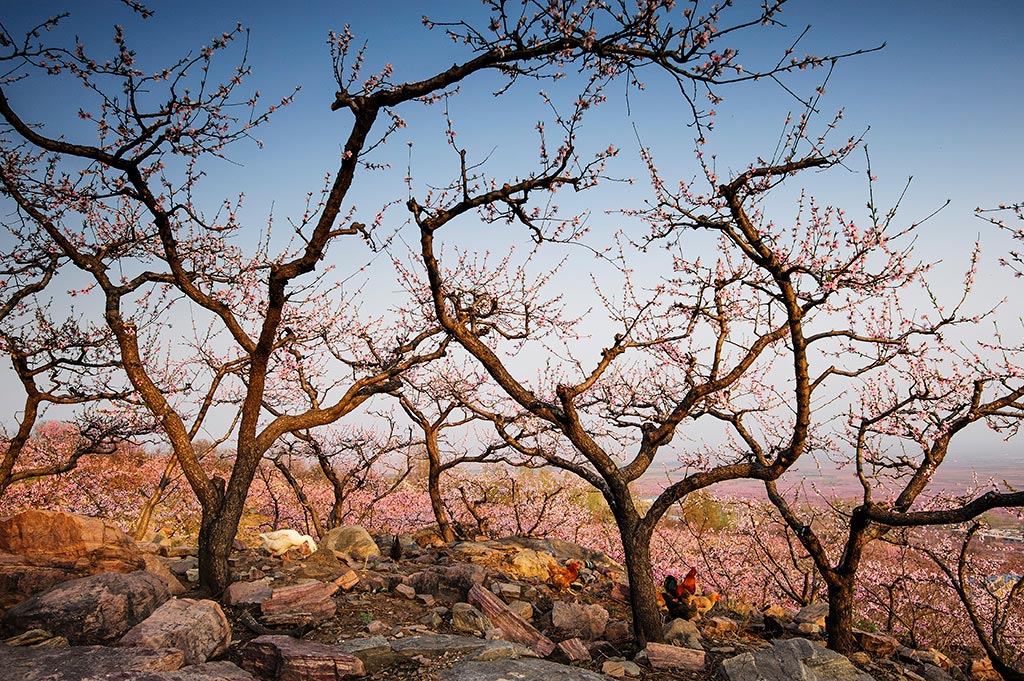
[663,567,718,620]
[548,559,582,591]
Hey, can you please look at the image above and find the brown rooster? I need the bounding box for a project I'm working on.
[548,560,581,590]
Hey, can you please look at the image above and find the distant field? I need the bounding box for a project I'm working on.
[637,455,1024,503]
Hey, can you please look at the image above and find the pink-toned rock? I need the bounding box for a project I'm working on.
[2,570,170,644]
[550,601,608,640]
[261,580,338,626]
[645,641,705,671]
[610,582,631,602]
[557,637,591,662]
[118,598,231,665]
[225,579,274,606]
[0,510,145,609]
[468,584,556,657]
[242,634,365,680]
[142,554,187,597]
[856,630,898,657]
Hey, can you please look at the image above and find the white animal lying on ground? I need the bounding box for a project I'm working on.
[258,529,317,560]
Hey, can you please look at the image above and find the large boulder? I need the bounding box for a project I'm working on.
[2,570,171,644]
[118,598,231,665]
[0,510,145,610]
[550,601,609,641]
[319,525,380,562]
[440,658,616,680]
[721,637,876,681]
[0,644,185,681]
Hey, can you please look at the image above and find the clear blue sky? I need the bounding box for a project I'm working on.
[2,1,1022,460]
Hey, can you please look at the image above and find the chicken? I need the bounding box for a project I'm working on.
[548,560,582,590]
[680,566,697,596]
[258,529,317,561]
[663,568,718,620]
[690,592,721,617]
[663,579,696,620]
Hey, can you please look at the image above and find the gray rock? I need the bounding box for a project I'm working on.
[0,644,185,680]
[405,563,487,601]
[320,525,380,561]
[720,637,876,681]
[452,602,491,634]
[467,639,538,661]
[2,570,171,645]
[663,617,703,650]
[334,636,404,674]
[441,657,616,680]
[794,601,830,627]
[390,633,489,659]
[76,661,255,680]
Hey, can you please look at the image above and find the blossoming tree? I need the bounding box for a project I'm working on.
[0,1,870,597]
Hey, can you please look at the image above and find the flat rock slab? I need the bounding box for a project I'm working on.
[2,570,171,644]
[0,644,184,680]
[721,637,876,681]
[390,633,490,660]
[440,658,615,680]
[242,634,365,680]
[334,636,404,674]
[73,661,255,680]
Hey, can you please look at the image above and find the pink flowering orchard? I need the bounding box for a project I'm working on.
[0,0,1021,669]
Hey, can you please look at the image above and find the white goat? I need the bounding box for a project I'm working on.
[258,529,317,560]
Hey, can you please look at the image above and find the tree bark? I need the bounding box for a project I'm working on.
[619,517,663,645]
[427,464,455,543]
[824,573,858,655]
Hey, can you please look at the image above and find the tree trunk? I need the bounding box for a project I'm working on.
[196,476,235,594]
[620,519,663,645]
[825,573,858,654]
[134,455,177,541]
[427,466,455,542]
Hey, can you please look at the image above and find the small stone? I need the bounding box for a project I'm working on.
[557,637,591,662]
[602,660,626,678]
[506,600,532,620]
[705,616,738,636]
[491,582,522,600]
[185,568,199,583]
[419,611,443,627]
[968,656,1002,681]
[850,651,872,665]
[604,620,631,642]
[796,622,821,635]
[367,620,386,634]
[452,602,491,635]
[794,601,829,627]
[620,660,642,677]
[663,618,703,651]
[857,630,898,657]
[418,593,436,606]
[394,583,417,599]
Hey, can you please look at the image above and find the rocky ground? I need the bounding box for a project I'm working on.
[0,510,1005,681]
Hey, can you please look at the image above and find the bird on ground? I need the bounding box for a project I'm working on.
[258,529,317,561]
[548,560,582,591]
